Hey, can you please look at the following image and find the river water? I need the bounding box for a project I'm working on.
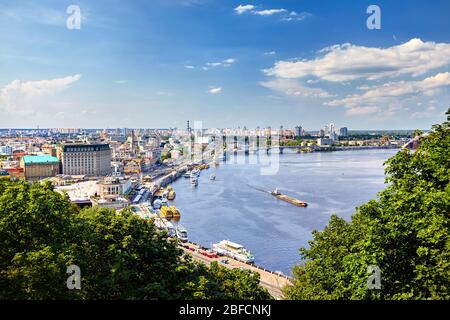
[170,149,398,275]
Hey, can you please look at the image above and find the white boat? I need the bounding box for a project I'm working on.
[165,221,176,237]
[184,171,192,178]
[153,199,162,209]
[190,176,198,186]
[212,240,255,263]
[191,168,200,177]
[210,174,216,180]
[176,226,188,242]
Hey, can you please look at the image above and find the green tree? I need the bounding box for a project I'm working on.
[285,109,450,300]
[0,180,271,299]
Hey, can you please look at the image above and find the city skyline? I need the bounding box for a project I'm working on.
[1,0,450,129]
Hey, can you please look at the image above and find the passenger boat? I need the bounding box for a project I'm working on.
[176,226,188,242]
[212,240,255,263]
[160,205,181,220]
[166,186,176,200]
[271,188,308,207]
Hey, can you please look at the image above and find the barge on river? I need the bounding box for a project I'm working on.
[271,188,308,207]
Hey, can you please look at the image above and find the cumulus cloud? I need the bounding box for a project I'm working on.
[234,4,255,14]
[260,78,332,98]
[208,86,222,94]
[0,75,81,115]
[327,72,450,108]
[264,39,450,82]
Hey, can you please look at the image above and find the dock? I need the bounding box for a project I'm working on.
[180,242,292,300]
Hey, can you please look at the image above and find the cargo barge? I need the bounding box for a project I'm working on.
[271,189,308,207]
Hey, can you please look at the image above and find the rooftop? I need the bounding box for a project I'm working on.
[23,155,59,165]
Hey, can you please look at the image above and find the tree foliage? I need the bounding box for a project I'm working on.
[0,181,271,300]
[285,109,450,300]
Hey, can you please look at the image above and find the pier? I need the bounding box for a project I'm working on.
[180,242,292,300]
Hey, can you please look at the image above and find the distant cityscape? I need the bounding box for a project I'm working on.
[0,120,417,209]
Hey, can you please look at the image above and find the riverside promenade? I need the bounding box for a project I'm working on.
[180,242,293,300]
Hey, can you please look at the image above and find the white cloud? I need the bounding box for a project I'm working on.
[264,39,450,82]
[115,80,128,84]
[184,65,195,69]
[206,62,222,67]
[205,58,236,69]
[208,86,222,94]
[281,11,312,21]
[234,4,255,15]
[233,5,309,22]
[264,51,276,56]
[222,58,236,64]
[254,9,287,16]
[260,78,332,98]
[0,75,81,115]
[327,72,450,108]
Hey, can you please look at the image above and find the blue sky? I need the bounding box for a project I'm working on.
[1,0,450,130]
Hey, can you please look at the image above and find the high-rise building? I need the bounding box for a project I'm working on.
[329,123,335,135]
[295,126,303,138]
[59,143,111,177]
[339,127,349,137]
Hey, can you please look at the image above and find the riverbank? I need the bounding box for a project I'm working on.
[168,149,398,274]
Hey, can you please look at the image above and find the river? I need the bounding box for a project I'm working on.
[170,149,398,275]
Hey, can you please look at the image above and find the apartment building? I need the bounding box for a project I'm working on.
[59,143,111,177]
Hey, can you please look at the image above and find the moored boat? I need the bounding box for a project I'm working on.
[166,186,176,200]
[160,205,181,220]
[176,226,188,242]
[184,171,192,178]
[212,240,255,263]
